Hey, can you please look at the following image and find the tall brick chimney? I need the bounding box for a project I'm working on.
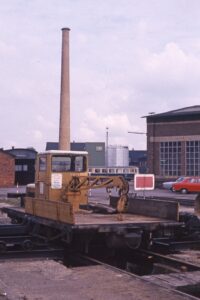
[58,28,70,150]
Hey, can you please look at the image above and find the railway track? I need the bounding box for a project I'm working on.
[79,249,200,273]
[2,224,200,275]
[62,248,200,299]
[0,247,65,260]
[133,249,200,272]
[1,228,200,299]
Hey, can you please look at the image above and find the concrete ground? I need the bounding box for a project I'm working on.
[0,259,196,300]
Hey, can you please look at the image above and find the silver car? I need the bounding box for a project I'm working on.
[162,177,185,191]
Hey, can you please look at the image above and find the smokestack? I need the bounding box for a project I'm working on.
[59,27,70,150]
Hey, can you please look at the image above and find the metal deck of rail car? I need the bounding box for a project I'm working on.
[2,206,180,231]
[2,196,181,232]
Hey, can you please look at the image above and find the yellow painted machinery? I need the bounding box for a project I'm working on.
[4,150,180,251]
[25,150,129,224]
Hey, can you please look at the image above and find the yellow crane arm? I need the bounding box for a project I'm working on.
[68,175,129,213]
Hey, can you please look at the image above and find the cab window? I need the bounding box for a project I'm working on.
[75,156,85,172]
[52,155,87,172]
[39,157,47,171]
[52,156,71,172]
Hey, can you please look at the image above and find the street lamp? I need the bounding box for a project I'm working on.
[106,127,109,167]
[128,131,146,135]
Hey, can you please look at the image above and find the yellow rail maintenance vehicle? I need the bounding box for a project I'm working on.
[25,150,129,224]
[3,150,181,252]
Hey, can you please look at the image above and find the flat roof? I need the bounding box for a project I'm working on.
[143,105,200,119]
[39,150,88,155]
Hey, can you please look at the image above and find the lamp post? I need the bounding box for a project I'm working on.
[106,127,109,168]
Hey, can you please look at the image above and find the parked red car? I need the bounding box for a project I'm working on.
[172,177,200,194]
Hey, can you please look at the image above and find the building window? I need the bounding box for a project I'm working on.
[15,165,22,171]
[23,165,28,171]
[160,142,181,176]
[96,146,103,151]
[15,164,28,172]
[186,141,200,176]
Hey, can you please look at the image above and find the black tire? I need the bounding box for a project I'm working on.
[0,241,6,253]
[181,188,188,194]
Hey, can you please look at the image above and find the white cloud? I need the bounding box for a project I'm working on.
[74,108,144,148]
[144,43,200,86]
[124,42,200,116]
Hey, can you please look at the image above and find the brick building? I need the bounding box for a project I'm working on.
[0,150,15,187]
[145,106,200,181]
[5,148,37,185]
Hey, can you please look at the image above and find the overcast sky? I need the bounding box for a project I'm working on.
[1,0,200,151]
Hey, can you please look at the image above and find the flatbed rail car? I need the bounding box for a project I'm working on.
[1,150,182,250]
[2,196,181,250]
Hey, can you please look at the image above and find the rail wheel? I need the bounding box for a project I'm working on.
[22,239,33,251]
[11,218,21,224]
[0,241,6,253]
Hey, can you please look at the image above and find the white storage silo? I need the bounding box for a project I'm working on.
[107,145,129,167]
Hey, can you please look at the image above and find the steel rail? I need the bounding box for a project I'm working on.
[0,247,64,260]
[132,249,200,272]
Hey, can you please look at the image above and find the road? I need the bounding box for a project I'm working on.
[0,183,197,204]
[89,181,197,204]
[0,186,26,198]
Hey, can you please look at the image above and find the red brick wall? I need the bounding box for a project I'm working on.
[147,120,200,178]
[0,152,15,187]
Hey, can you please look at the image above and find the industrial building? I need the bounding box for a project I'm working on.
[145,105,200,181]
[129,150,147,173]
